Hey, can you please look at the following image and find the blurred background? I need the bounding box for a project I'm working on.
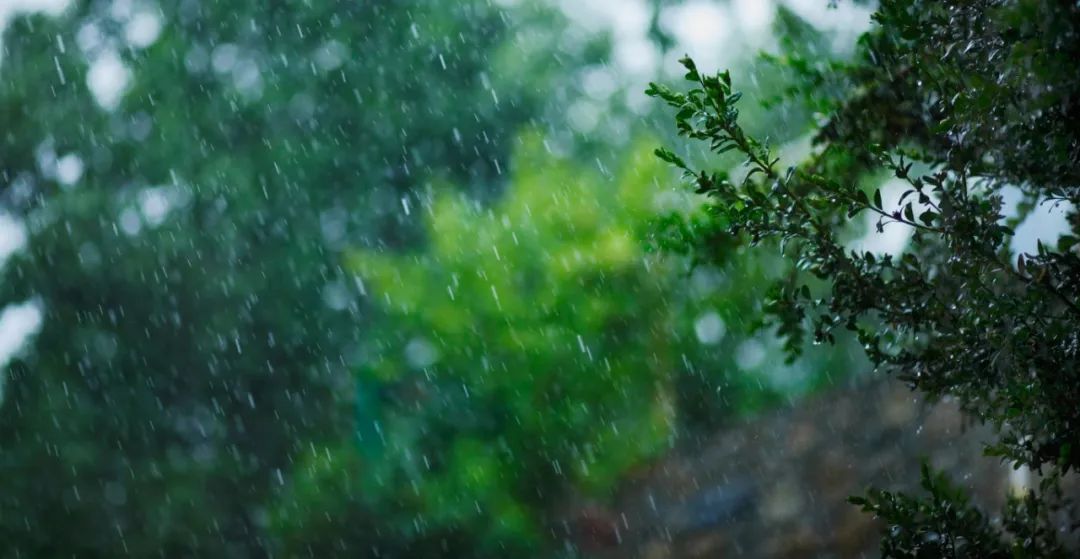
[0,0,1039,556]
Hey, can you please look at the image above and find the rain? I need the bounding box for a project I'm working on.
[0,0,1078,557]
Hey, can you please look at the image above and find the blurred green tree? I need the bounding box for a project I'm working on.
[272,130,858,556]
[278,133,686,556]
[0,0,593,554]
[0,1,862,555]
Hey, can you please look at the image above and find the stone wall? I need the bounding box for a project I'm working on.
[557,378,1012,558]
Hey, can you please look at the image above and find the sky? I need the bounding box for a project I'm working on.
[0,0,66,29]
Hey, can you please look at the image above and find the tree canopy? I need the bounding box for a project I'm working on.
[0,1,858,556]
[0,0,588,554]
[650,0,1080,555]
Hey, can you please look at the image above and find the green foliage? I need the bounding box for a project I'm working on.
[0,1,589,555]
[849,466,1070,558]
[352,135,678,551]
[650,0,1080,555]
[270,134,808,556]
[0,1,876,555]
[850,464,1010,558]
